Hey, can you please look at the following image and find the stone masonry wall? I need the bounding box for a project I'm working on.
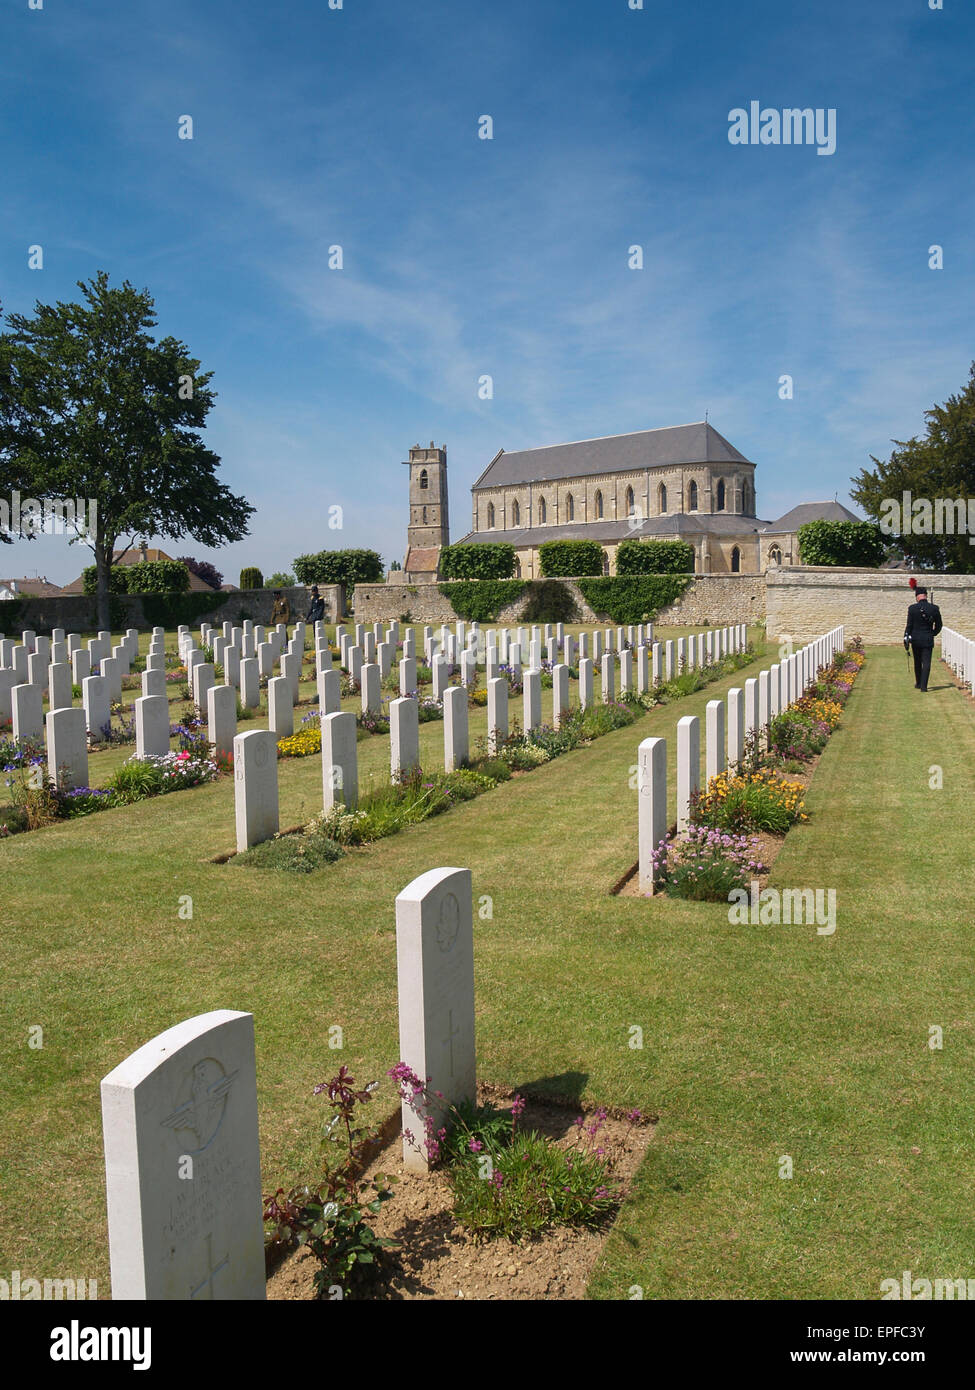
[0,585,345,636]
[653,575,767,627]
[766,568,975,643]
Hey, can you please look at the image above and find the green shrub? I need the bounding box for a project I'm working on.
[439,543,515,579]
[240,566,264,589]
[538,539,604,577]
[293,550,384,586]
[139,591,225,628]
[616,539,694,574]
[233,833,344,873]
[473,757,512,783]
[124,560,190,593]
[518,579,579,624]
[439,580,526,622]
[82,564,129,596]
[576,574,691,624]
[796,519,885,567]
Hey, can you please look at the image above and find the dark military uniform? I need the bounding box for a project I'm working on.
[904,595,943,691]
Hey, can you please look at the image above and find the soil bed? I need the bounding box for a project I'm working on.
[267,1085,653,1301]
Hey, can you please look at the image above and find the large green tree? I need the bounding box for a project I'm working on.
[850,364,975,572]
[0,272,254,627]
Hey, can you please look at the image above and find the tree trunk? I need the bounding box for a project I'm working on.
[95,535,111,635]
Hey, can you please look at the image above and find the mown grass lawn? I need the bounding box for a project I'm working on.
[3,635,971,1299]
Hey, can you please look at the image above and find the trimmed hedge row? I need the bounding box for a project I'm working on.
[576,575,692,624]
[616,539,694,574]
[439,543,515,579]
[438,580,527,622]
[82,561,190,595]
[538,540,604,576]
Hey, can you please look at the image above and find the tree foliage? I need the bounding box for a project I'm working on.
[577,575,692,625]
[850,363,975,572]
[178,555,224,589]
[616,539,695,574]
[439,543,515,579]
[239,566,264,590]
[293,550,384,586]
[538,539,604,577]
[795,520,885,567]
[0,271,253,626]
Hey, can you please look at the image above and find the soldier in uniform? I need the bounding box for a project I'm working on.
[305,585,326,624]
[903,583,943,692]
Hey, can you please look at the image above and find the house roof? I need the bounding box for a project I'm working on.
[61,548,220,594]
[472,422,753,491]
[0,576,63,598]
[761,500,862,534]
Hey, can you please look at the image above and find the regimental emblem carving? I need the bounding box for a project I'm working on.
[437,892,460,953]
[160,1057,238,1155]
[254,738,269,769]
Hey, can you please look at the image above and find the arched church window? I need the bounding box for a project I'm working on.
[658,483,667,514]
[487,502,495,529]
[731,545,741,573]
[538,497,546,524]
[688,480,698,511]
[566,493,574,520]
[768,545,782,567]
[625,486,635,516]
[595,490,604,519]
[512,499,521,527]
[717,479,726,511]
[419,469,428,490]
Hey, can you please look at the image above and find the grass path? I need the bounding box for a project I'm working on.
[3,641,973,1298]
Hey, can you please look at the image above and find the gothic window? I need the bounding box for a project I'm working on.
[625,486,635,516]
[731,545,741,573]
[768,545,782,567]
[487,501,495,529]
[717,479,726,511]
[688,480,698,511]
[419,469,428,490]
[595,490,604,519]
[538,496,547,524]
[658,483,667,513]
[512,499,521,527]
[566,493,574,520]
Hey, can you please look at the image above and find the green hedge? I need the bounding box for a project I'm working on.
[577,575,691,625]
[239,567,264,589]
[293,550,384,585]
[139,591,226,628]
[438,581,527,622]
[518,580,579,624]
[616,539,694,575]
[124,560,190,593]
[538,540,605,577]
[82,565,129,596]
[439,543,515,580]
[796,520,885,567]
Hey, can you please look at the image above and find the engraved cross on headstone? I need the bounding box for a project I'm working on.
[190,1233,229,1300]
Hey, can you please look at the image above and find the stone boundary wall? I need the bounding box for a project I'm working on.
[653,575,767,627]
[0,585,345,636]
[766,567,975,643]
[353,575,764,627]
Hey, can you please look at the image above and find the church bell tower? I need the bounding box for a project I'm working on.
[403,442,449,577]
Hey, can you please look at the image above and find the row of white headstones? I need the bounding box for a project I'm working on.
[100,865,475,1300]
[0,618,314,792]
[940,627,974,694]
[232,623,751,852]
[635,626,847,893]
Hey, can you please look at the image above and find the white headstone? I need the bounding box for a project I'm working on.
[523,669,541,733]
[395,867,476,1173]
[399,656,417,698]
[234,729,279,850]
[207,683,237,759]
[240,658,260,710]
[135,694,171,758]
[322,711,358,810]
[578,657,594,709]
[100,1009,265,1300]
[487,676,508,754]
[317,667,341,714]
[706,700,725,784]
[552,663,569,728]
[46,706,88,790]
[676,714,700,836]
[360,662,382,716]
[12,682,43,742]
[443,686,468,772]
[48,662,73,711]
[638,736,667,894]
[83,674,111,743]
[390,696,420,781]
[267,676,294,738]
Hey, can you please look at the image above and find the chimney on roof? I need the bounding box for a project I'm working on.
[140,541,148,563]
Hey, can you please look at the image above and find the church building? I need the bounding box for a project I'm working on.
[401,424,860,579]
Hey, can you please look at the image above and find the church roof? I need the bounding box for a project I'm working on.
[404,547,442,573]
[472,422,753,490]
[761,500,861,533]
[457,512,764,547]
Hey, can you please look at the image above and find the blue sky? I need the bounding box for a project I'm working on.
[2,0,973,585]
